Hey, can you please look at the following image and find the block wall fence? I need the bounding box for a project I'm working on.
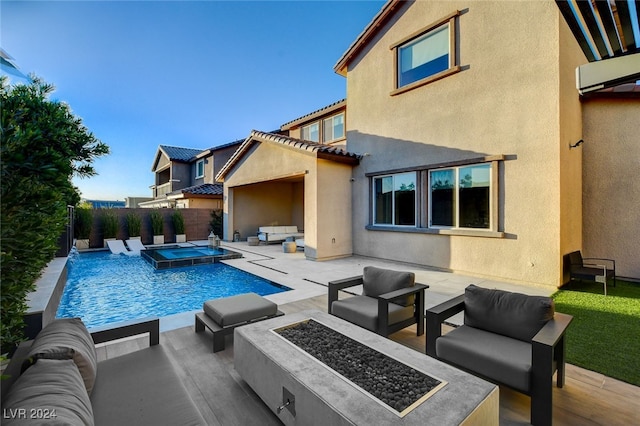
[81,208,218,248]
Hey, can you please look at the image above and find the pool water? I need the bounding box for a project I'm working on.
[56,251,290,328]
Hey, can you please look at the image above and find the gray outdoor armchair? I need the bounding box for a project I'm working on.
[568,250,616,295]
[426,285,573,426]
[328,266,428,337]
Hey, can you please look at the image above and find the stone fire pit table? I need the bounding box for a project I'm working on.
[235,310,498,425]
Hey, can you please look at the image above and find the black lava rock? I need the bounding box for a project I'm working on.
[276,320,441,413]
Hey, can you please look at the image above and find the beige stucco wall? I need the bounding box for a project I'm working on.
[558,11,588,282]
[345,1,585,287]
[203,153,215,184]
[177,198,222,210]
[308,159,354,260]
[582,98,640,280]
[222,141,354,260]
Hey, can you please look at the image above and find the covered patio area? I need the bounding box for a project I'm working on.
[216,130,360,261]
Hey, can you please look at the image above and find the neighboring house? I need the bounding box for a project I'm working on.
[125,197,153,208]
[140,141,241,209]
[216,0,638,286]
[83,199,126,209]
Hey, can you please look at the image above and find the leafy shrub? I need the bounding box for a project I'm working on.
[172,210,185,234]
[74,207,93,239]
[150,210,164,236]
[0,76,108,354]
[101,210,118,239]
[126,212,141,238]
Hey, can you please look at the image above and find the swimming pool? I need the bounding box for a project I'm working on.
[56,251,291,328]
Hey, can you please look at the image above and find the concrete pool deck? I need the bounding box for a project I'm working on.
[161,240,556,331]
[30,240,557,334]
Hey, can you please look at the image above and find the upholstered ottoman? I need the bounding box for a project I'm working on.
[195,293,283,352]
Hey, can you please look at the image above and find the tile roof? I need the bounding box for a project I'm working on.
[281,99,346,130]
[216,130,361,181]
[169,183,223,197]
[159,145,203,162]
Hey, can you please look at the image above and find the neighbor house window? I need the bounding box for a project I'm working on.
[301,122,319,142]
[196,159,205,179]
[430,164,491,229]
[391,11,460,95]
[322,113,345,143]
[374,172,416,226]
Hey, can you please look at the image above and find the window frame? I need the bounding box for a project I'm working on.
[367,156,504,238]
[372,172,417,227]
[390,10,461,96]
[428,163,493,230]
[301,122,320,142]
[322,112,345,143]
[195,159,205,179]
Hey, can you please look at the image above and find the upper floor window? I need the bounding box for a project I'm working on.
[430,164,491,229]
[398,24,449,87]
[391,11,461,95]
[373,172,416,226]
[322,113,345,143]
[301,122,319,142]
[196,159,205,179]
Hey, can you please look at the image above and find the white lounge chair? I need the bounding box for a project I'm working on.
[107,239,129,254]
[125,239,146,254]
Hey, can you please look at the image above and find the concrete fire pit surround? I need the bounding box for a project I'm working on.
[234,310,498,425]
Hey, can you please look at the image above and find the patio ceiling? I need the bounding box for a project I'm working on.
[555,0,640,94]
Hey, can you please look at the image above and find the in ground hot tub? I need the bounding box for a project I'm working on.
[141,245,242,269]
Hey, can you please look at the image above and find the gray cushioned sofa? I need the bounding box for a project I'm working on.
[1,317,205,425]
[426,284,573,426]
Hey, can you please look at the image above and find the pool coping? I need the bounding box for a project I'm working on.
[25,256,69,339]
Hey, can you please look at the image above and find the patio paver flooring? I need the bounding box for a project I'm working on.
[97,241,640,425]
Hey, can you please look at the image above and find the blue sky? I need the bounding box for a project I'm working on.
[2,0,385,200]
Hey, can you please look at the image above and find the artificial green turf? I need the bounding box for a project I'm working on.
[551,280,640,386]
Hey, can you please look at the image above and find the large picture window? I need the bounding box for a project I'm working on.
[374,172,416,226]
[430,164,491,229]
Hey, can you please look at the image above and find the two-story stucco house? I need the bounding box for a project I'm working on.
[141,140,241,209]
[215,0,638,287]
[332,0,638,286]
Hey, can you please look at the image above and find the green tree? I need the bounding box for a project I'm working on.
[0,76,109,354]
